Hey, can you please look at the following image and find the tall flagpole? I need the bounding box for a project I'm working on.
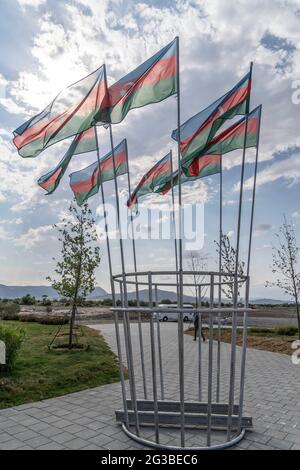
[237,104,262,434]
[216,155,223,403]
[93,124,129,428]
[170,150,179,283]
[125,139,148,400]
[227,62,253,440]
[246,105,262,279]
[175,35,185,448]
[103,65,140,436]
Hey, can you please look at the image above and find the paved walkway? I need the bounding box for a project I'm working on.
[0,323,299,450]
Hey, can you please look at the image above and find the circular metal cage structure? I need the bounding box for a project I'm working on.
[111,270,252,450]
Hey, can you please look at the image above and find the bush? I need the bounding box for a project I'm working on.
[41,295,52,307]
[21,294,36,305]
[275,326,299,336]
[0,301,20,320]
[0,324,26,372]
[18,313,68,325]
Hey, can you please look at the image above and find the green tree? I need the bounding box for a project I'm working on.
[21,294,36,305]
[266,216,300,339]
[47,201,101,348]
[215,234,245,301]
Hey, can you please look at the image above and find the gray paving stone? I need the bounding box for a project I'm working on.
[64,438,92,450]
[51,432,77,444]
[268,438,293,450]
[0,322,299,450]
[36,442,65,450]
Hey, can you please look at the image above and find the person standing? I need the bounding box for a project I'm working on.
[193,313,205,341]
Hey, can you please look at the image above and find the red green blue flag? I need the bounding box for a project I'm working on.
[172,69,252,168]
[127,152,172,207]
[37,128,96,194]
[13,65,109,158]
[95,39,177,125]
[155,155,221,195]
[69,139,128,206]
[183,105,261,176]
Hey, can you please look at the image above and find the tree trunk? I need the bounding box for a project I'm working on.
[296,301,300,341]
[68,303,76,349]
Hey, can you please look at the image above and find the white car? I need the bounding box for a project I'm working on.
[153,304,194,322]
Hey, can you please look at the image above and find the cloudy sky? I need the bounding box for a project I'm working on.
[0,0,300,299]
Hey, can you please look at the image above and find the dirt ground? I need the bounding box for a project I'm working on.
[186,327,297,355]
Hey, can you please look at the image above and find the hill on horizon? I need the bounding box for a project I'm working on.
[0,284,291,305]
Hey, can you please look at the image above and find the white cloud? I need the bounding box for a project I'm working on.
[0,226,9,240]
[291,210,300,220]
[16,0,46,8]
[15,225,54,249]
[254,223,273,235]
[1,0,300,291]
[240,151,300,191]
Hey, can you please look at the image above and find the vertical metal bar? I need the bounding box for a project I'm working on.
[175,36,183,309]
[170,151,179,299]
[148,273,159,443]
[104,63,140,435]
[178,309,185,447]
[207,274,214,447]
[125,140,148,399]
[94,125,129,428]
[237,106,261,435]
[198,285,202,402]
[246,106,262,278]
[114,311,129,428]
[198,313,202,402]
[238,278,249,434]
[155,285,164,400]
[228,63,253,440]
[124,307,140,436]
[175,36,185,448]
[216,158,223,402]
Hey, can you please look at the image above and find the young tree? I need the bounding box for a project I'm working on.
[266,216,300,339]
[187,251,209,306]
[48,201,101,348]
[215,234,245,301]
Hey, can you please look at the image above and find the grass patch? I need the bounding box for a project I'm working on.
[186,326,298,355]
[0,321,121,409]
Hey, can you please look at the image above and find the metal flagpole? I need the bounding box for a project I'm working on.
[94,125,128,427]
[170,150,179,300]
[155,284,164,400]
[170,150,179,276]
[238,104,262,433]
[216,156,223,402]
[227,62,253,440]
[125,139,148,400]
[175,35,185,448]
[103,64,140,436]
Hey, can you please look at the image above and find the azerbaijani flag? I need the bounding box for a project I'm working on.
[183,105,261,176]
[172,69,252,168]
[13,65,109,158]
[96,39,177,125]
[155,155,221,195]
[69,139,128,206]
[38,128,96,194]
[127,152,172,207]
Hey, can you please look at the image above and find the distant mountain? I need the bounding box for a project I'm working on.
[249,298,292,305]
[119,289,196,304]
[0,284,289,305]
[0,284,107,300]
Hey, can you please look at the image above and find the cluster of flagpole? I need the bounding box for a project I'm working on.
[13,36,263,447]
